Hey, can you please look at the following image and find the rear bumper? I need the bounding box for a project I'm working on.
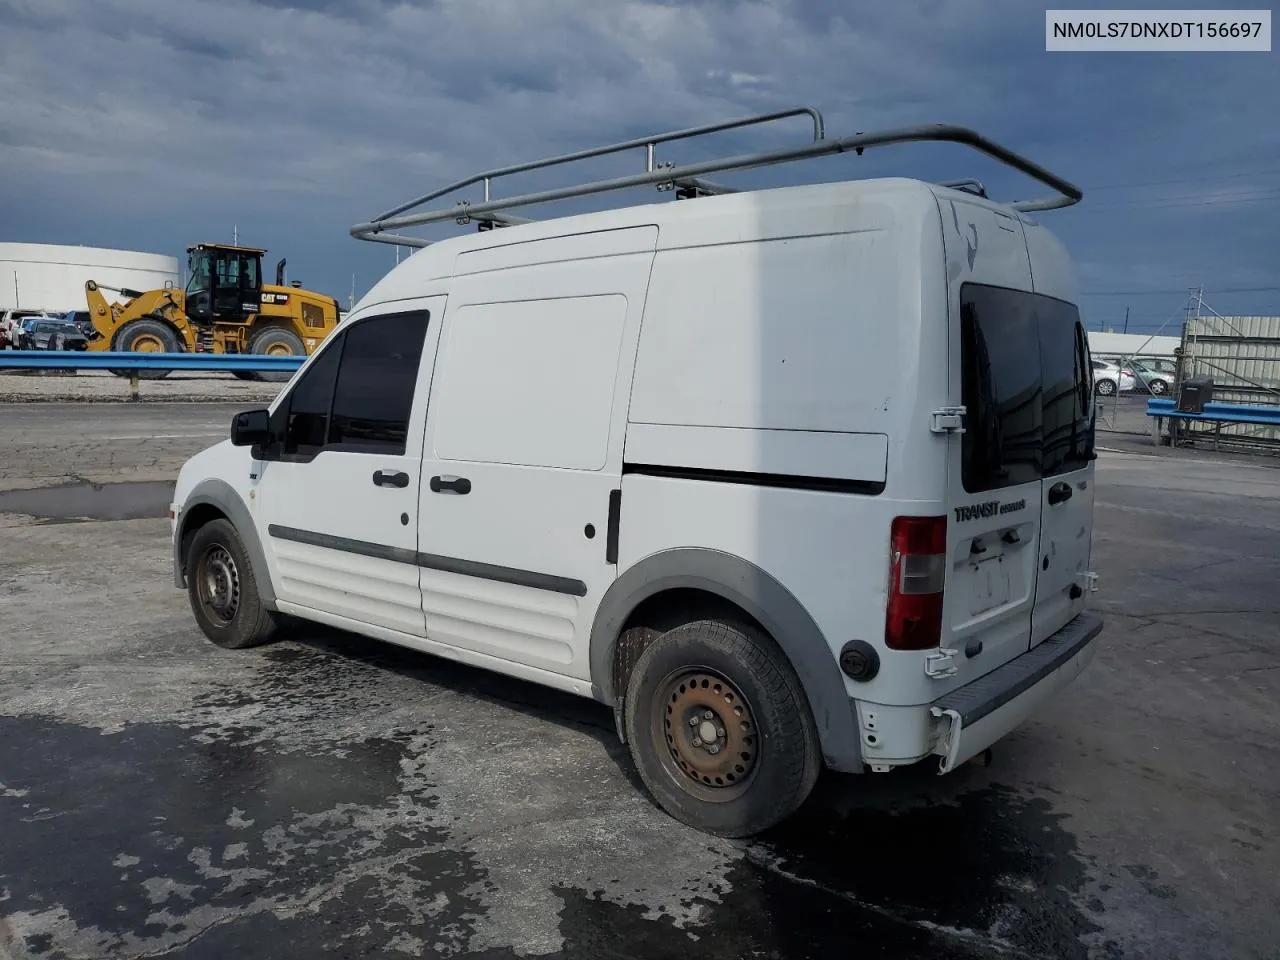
[930,613,1104,773]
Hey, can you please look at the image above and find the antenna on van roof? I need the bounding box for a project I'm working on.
[352,106,1081,249]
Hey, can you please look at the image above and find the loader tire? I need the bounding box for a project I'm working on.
[248,326,305,383]
[110,317,178,380]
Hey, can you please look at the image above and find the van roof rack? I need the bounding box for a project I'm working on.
[351,106,1081,248]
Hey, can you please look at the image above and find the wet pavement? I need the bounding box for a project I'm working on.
[1,404,1279,960]
[0,480,172,522]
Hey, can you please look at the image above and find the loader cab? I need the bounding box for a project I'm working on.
[184,243,264,325]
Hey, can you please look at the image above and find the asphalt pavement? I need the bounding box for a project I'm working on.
[1,402,1277,960]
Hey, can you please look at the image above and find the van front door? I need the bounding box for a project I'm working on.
[255,303,440,636]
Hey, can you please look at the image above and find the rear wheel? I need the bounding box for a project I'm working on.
[186,518,278,649]
[247,326,305,383]
[111,317,177,379]
[623,618,820,838]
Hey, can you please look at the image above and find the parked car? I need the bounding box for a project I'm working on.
[59,310,97,339]
[0,309,56,348]
[1124,359,1175,395]
[1140,357,1177,375]
[16,317,89,351]
[171,124,1102,838]
[1091,358,1135,396]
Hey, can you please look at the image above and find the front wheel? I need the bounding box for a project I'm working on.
[186,518,278,649]
[1149,379,1169,396]
[111,317,178,379]
[623,619,821,838]
[248,326,306,383]
[1095,378,1116,397]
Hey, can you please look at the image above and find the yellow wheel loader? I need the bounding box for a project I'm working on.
[85,243,342,382]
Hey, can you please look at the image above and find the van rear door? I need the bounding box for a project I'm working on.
[1029,298,1095,645]
[935,198,1042,691]
[944,271,1096,670]
[945,281,1045,679]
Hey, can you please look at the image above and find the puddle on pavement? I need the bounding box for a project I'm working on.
[0,635,1113,959]
[0,714,489,959]
[554,778,1107,960]
[0,713,1111,959]
[0,480,173,521]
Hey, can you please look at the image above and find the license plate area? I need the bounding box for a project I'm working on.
[967,555,1011,617]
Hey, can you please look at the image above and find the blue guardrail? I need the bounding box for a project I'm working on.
[0,351,306,373]
[1146,397,1280,426]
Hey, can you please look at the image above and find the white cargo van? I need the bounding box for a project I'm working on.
[171,109,1103,837]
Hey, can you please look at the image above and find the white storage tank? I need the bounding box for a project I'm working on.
[1088,332,1182,359]
[0,243,180,313]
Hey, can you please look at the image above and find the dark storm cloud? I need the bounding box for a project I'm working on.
[0,0,1276,326]
[244,0,401,18]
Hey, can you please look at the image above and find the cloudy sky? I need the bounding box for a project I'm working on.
[2,0,1277,332]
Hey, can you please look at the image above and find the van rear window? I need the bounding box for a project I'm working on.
[960,283,1094,493]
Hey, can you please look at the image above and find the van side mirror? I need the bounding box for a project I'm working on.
[231,408,270,446]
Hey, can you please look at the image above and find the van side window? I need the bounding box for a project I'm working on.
[282,336,343,458]
[277,309,430,460]
[328,310,430,455]
[960,283,1091,492]
[1040,307,1093,477]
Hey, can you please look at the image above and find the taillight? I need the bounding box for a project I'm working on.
[886,515,947,651]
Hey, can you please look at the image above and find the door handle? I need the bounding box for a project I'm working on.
[429,475,472,495]
[372,469,410,488]
[1047,481,1073,505]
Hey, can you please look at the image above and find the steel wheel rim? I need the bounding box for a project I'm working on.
[652,668,760,802]
[196,545,240,627]
[131,333,165,353]
[265,342,294,356]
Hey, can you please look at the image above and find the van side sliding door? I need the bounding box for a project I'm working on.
[416,226,659,681]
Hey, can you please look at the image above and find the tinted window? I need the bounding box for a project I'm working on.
[961,283,1093,493]
[282,336,343,458]
[328,311,430,454]
[1040,308,1093,476]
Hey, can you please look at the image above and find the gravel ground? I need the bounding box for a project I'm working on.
[0,371,283,404]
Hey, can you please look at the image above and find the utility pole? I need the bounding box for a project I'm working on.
[349,274,356,311]
[233,224,238,246]
[1122,306,1129,334]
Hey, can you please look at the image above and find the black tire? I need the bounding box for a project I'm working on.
[186,518,278,650]
[623,618,821,838]
[111,317,178,380]
[1149,379,1168,396]
[249,326,306,383]
[1095,378,1116,397]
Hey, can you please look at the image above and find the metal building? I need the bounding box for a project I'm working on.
[0,243,180,313]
